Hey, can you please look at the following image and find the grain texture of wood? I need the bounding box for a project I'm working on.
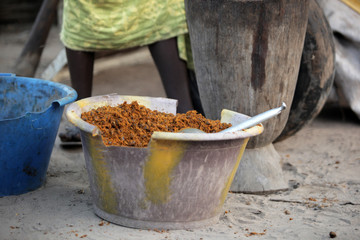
[276,0,335,142]
[185,0,309,148]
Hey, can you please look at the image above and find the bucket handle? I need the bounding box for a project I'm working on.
[52,89,78,107]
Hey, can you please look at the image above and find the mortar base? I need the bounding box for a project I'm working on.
[230,143,288,194]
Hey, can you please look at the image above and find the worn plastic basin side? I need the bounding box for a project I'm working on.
[0,73,77,196]
[66,95,263,229]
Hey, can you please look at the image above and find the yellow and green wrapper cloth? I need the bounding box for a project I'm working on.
[60,0,194,69]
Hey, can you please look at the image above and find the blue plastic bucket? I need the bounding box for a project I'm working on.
[0,73,77,196]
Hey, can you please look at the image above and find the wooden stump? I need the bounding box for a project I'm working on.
[276,0,336,142]
[185,0,309,148]
[185,0,309,193]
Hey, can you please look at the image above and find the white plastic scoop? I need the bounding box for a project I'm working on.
[180,102,287,133]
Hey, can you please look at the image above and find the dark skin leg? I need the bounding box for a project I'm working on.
[148,38,194,113]
[58,48,94,142]
[65,47,95,100]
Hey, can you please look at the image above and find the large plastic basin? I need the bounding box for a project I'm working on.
[66,95,263,230]
[0,73,77,196]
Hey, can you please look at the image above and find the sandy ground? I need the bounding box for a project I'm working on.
[1,24,360,240]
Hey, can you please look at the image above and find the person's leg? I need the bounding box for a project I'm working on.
[65,47,95,100]
[187,69,204,116]
[148,38,194,113]
[59,48,95,142]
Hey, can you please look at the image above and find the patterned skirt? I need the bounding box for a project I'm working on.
[60,0,191,66]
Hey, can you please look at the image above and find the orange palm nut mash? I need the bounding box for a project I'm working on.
[81,101,231,147]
